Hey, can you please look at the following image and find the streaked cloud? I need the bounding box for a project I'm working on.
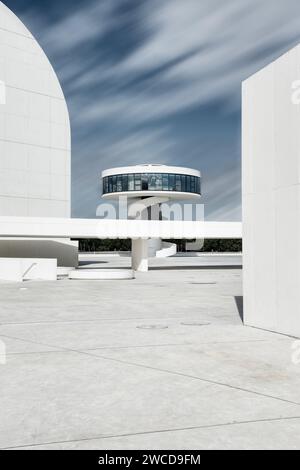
[5,0,300,219]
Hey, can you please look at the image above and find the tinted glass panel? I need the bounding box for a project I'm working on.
[169,174,175,191]
[142,174,148,190]
[117,175,122,192]
[148,174,156,190]
[112,176,117,192]
[176,175,181,191]
[162,174,168,190]
[103,177,108,194]
[155,174,162,190]
[128,174,134,191]
[191,176,195,193]
[122,174,128,191]
[134,173,141,190]
[186,175,191,192]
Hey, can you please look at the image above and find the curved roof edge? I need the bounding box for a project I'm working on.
[102,165,201,178]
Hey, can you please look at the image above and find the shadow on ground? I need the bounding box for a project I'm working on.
[79,261,108,266]
[235,296,244,322]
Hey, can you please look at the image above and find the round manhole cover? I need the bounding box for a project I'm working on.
[136,325,169,330]
[181,322,211,327]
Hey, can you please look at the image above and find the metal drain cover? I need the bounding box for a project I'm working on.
[137,325,169,330]
[181,322,211,327]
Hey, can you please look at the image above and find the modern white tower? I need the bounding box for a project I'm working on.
[102,164,201,271]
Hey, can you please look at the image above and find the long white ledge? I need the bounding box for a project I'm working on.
[0,217,242,239]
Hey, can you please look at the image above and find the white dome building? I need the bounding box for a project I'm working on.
[0,2,75,266]
[0,1,70,217]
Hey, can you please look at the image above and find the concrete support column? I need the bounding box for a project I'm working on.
[131,238,148,272]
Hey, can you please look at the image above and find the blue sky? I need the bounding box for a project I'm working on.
[4,0,300,220]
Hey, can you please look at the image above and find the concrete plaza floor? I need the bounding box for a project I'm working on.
[1,254,300,450]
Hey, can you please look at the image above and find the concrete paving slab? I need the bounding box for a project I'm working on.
[1,350,300,450]
[0,321,284,352]
[15,417,300,450]
[0,335,62,355]
[0,273,242,325]
[0,255,298,450]
[87,336,299,404]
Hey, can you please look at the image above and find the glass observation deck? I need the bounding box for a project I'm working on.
[102,172,201,195]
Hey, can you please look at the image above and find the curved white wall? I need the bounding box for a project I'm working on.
[155,241,177,258]
[0,2,70,217]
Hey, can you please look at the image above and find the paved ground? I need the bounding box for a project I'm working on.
[1,254,300,450]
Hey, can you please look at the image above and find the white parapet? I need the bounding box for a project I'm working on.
[0,238,78,267]
[0,258,57,282]
[242,44,300,337]
[0,217,242,240]
[0,216,242,274]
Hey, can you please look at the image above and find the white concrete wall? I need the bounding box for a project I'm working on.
[0,238,78,267]
[242,44,300,337]
[0,258,57,282]
[155,241,177,258]
[0,2,71,218]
